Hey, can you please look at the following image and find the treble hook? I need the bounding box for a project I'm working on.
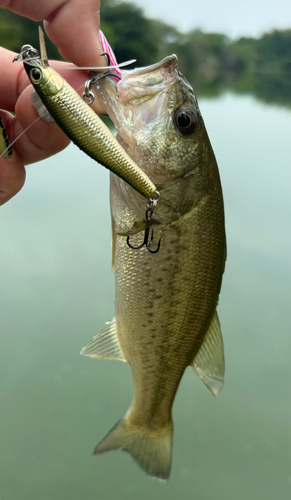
[82,70,121,104]
[127,194,161,254]
[13,45,39,63]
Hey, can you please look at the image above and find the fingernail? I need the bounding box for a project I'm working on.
[0,116,13,158]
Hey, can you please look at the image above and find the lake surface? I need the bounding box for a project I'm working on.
[1,93,291,500]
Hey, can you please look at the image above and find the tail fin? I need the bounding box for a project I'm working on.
[94,416,173,480]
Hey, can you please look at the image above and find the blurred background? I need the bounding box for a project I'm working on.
[1,0,291,106]
[1,1,291,499]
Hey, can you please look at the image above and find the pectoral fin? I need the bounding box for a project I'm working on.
[191,310,224,396]
[80,318,126,362]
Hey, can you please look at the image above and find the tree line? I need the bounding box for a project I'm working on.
[0,1,290,107]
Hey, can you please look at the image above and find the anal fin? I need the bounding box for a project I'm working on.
[81,318,126,362]
[191,310,225,396]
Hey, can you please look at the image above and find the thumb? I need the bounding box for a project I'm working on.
[44,0,105,67]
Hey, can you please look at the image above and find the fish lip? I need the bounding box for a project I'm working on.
[122,54,178,79]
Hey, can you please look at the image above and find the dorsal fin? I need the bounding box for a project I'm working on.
[80,318,126,362]
[191,310,225,396]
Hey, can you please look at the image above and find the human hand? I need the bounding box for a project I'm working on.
[0,0,112,205]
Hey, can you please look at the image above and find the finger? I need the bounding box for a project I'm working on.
[0,48,106,114]
[4,68,109,165]
[0,48,104,113]
[0,112,25,205]
[44,0,105,68]
[0,0,105,68]
[12,85,70,165]
[0,48,28,112]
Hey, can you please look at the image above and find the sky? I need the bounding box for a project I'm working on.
[131,0,291,38]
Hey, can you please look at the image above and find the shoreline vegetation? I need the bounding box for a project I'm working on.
[0,1,290,108]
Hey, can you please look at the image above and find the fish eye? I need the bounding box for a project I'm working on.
[30,68,42,83]
[174,108,198,136]
[177,113,191,128]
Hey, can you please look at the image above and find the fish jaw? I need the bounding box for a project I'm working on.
[116,54,179,104]
[97,54,179,107]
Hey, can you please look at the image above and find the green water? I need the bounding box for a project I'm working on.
[1,93,291,499]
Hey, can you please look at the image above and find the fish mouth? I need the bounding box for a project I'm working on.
[95,54,179,105]
[114,54,179,105]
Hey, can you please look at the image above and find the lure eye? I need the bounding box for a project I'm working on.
[30,68,42,83]
[174,107,198,136]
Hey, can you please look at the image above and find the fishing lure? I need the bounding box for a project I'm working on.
[17,27,158,202]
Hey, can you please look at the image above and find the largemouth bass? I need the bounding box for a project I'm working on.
[82,55,226,480]
[21,27,157,199]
